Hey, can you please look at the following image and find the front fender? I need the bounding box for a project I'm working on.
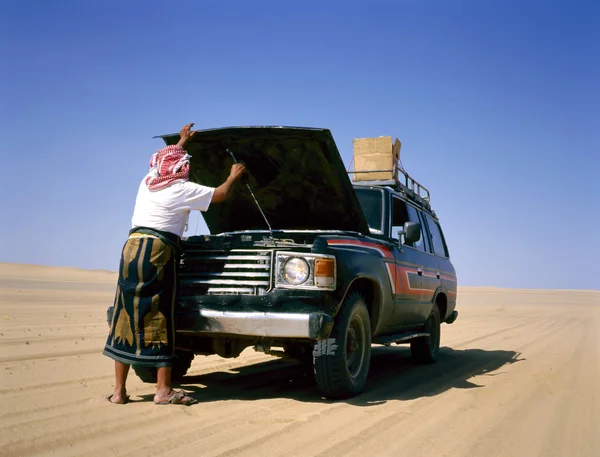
[314,236,395,332]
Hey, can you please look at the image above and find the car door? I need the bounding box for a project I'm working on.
[422,212,455,320]
[403,206,441,322]
[389,195,423,326]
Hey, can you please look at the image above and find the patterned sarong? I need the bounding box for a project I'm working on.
[103,230,179,367]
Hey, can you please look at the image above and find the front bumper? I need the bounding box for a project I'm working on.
[176,309,334,340]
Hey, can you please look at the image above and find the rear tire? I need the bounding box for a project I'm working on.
[313,292,371,399]
[410,305,441,363]
[132,350,195,383]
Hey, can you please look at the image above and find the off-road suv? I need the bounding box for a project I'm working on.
[108,126,458,399]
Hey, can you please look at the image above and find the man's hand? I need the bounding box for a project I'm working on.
[177,123,197,147]
[229,163,246,181]
[211,164,247,203]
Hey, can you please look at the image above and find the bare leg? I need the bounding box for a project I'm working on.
[108,361,130,404]
[155,366,173,401]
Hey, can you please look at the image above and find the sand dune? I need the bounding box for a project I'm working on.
[0,264,598,456]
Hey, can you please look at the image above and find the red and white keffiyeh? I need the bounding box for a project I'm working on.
[145,145,191,191]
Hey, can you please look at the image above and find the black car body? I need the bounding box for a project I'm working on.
[109,126,458,399]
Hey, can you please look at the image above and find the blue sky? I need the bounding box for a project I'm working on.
[1,0,598,289]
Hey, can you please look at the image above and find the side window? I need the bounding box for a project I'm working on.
[390,196,408,241]
[425,214,449,257]
[406,206,426,252]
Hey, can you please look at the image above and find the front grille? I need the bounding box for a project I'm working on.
[180,249,273,296]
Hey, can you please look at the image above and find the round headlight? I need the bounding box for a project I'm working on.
[283,257,309,285]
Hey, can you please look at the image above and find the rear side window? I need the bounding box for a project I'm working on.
[425,214,449,257]
[406,205,426,252]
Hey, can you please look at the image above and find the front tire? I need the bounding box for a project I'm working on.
[132,350,195,383]
[410,305,441,363]
[313,292,372,399]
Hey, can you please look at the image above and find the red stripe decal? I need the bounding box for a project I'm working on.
[327,239,393,259]
[385,263,396,294]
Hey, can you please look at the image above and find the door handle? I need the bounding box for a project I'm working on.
[417,268,423,276]
[436,271,441,279]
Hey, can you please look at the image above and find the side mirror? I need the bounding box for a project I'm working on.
[403,221,421,244]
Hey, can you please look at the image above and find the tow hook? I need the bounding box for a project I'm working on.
[254,343,285,358]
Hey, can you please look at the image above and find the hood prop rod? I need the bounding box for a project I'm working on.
[226,149,274,239]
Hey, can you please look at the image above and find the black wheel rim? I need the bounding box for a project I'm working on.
[346,313,366,378]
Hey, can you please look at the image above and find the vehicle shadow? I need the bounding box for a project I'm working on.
[166,346,524,406]
[350,346,524,407]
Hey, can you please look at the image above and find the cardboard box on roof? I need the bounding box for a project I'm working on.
[352,136,402,181]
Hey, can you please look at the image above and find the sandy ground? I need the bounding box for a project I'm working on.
[0,263,599,457]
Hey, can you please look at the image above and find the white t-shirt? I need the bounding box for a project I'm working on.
[131,175,215,237]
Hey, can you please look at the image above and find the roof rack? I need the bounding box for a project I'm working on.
[349,166,432,211]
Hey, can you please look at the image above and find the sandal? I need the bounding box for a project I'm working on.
[155,390,197,406]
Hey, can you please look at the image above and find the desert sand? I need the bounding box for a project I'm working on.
[0,262,599,457]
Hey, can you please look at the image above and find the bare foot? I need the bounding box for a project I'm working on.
[106,392,129,404]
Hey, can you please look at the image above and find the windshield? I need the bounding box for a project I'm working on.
[354,187,384,234]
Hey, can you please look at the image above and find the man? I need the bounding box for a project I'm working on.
[103,123,245,405]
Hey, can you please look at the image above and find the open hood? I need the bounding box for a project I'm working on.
[157,127,370,235]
